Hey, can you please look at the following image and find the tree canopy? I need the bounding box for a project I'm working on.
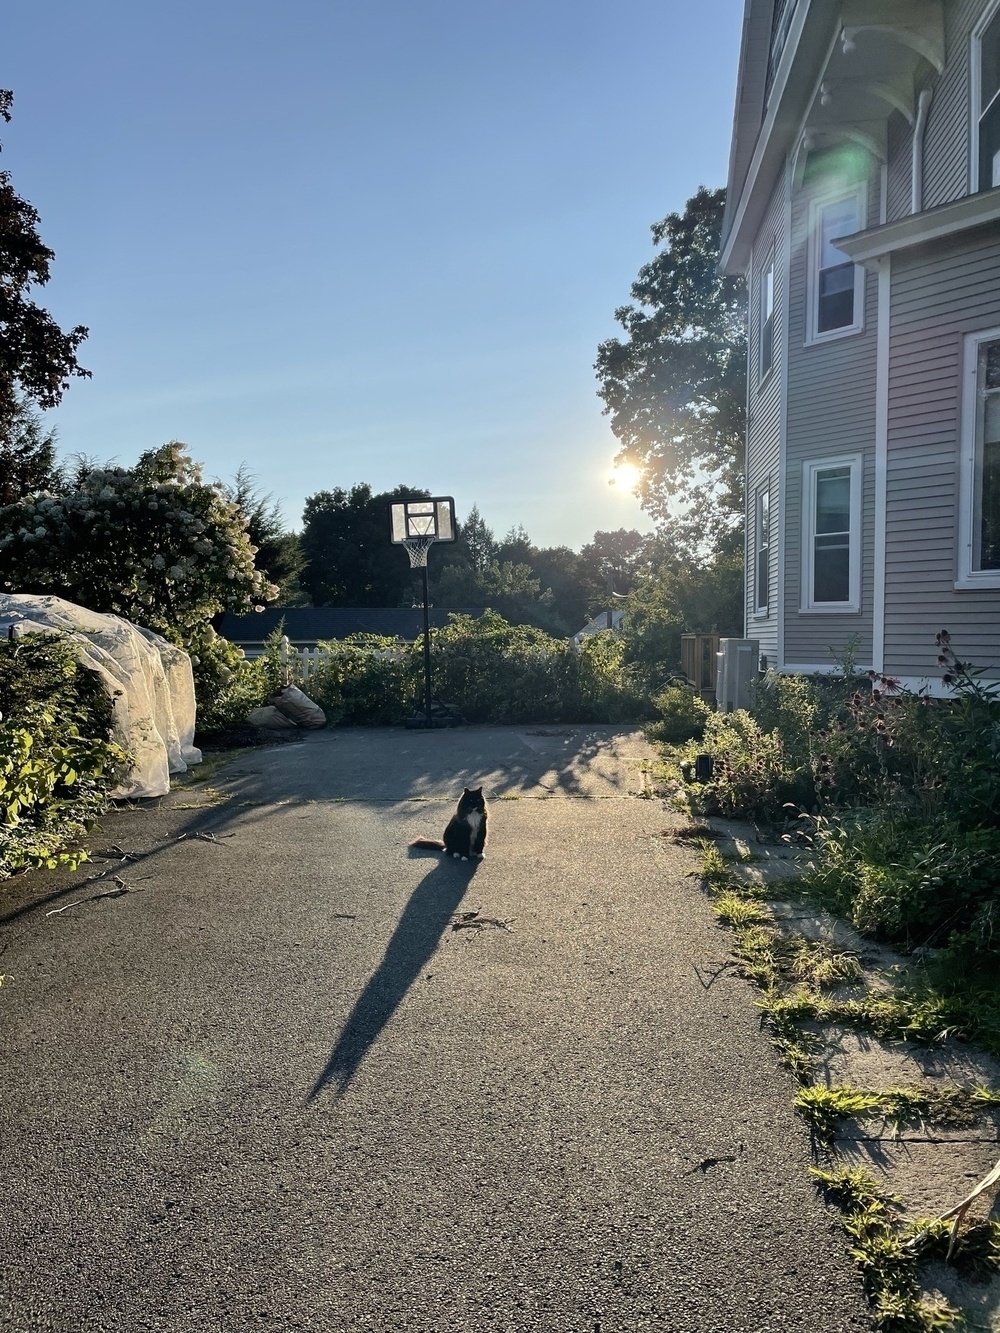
[226,465,307,605]
[0,92,90,438]
[0,397,60,504]
[300,483,433,607]
[594,186,746,556]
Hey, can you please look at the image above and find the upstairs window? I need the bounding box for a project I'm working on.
[976,5,1000,192]
[801,455,862,612]
[760,254,775,381]
[959,329,1000,585]
[807,188,865,343]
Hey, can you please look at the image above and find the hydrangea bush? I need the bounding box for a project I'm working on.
[0,442,276,643]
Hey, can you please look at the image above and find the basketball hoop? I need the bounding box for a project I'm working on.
[388,496,457,728]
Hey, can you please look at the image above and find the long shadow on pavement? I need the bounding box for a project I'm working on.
[307,850,480,1102]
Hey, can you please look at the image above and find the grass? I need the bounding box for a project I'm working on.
[811,1168,965,1331]
[694,832,1000,1327]
[795,1083,1000,1146]
[712,893,771,929]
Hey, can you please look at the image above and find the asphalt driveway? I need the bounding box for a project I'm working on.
[0,726,872,1331]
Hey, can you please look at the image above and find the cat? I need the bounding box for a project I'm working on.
[410,787,488,861]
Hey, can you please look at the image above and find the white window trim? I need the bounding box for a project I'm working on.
[804,185,866,346]
[971,0,1000,194]
[800,453,863,614]
[753,481,771,617]
[758,248,776,386]
[957,325,1000,588]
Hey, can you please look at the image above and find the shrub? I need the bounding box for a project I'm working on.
[0,634,129,877]
[190,628,265,736]
[307,635,415,726]
[648,683,711,743]
[687,708,811,820]
[798,809,1000,946]
[287,613,649,727]
[0,443,276,643]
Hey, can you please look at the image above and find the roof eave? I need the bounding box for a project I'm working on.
[834,188,1000,269]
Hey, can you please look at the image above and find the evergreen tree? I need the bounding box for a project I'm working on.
[0,397,60,504]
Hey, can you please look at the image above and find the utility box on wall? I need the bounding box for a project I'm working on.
[716,638,759,712]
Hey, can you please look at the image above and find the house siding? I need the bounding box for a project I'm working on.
[782,162,879,669]
[744,172,786,667]
[883,229,1000,680]
[921,0,987,208]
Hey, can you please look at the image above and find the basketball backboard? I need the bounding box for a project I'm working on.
[388,496,456,545]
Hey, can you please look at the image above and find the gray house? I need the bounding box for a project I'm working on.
[721,0,1000,690]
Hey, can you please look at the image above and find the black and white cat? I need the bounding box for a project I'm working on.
[411,787,488,861]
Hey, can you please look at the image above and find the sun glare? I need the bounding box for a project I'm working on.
[609,461,640,493]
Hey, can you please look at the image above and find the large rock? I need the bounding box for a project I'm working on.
[0,594,201,799]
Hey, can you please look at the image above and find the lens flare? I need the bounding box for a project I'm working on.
[609,461,640,492]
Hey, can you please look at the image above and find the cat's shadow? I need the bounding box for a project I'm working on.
[307,854,479,1102]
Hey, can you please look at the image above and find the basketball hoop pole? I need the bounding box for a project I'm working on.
[389,496,456,729]
[419,564,433,729]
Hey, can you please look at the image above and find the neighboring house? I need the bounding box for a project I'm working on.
[220,607,485,656]
[571,608,626,649]
[721,0,1000,690]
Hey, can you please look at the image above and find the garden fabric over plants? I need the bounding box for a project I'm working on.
[0,594,201,798]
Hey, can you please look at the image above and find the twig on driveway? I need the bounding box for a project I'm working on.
[45,875,147,917]
[450,910,514,932]
[693,960,736,990]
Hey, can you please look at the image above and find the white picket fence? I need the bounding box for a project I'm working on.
[278,638,329,685]
[274,636,402,684]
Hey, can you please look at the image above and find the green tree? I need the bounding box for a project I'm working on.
[527,545,588,632]
[300,483,431,607]
[623,549,743,692]
[461,504,497,573]
[496,523,533,566]
[0,92,90,436]
[577,529,656,612]
[0,397,61,504]
[227,465,306,604]
[595,186,746,555]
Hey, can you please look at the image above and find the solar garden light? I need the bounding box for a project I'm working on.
[389,496,456,728]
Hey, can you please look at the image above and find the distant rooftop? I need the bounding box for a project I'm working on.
[220,606,487,646]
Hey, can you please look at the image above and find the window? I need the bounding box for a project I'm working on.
[760,254,775,380]
[754,484,771,614]
[959,329,1000,586]
[975,5,1000,192]
[806,188,865,342]
[801,455,862,612]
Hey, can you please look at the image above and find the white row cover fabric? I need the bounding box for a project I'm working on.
[0,594,201,799]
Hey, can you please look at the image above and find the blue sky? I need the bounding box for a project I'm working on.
[4,0,744,550]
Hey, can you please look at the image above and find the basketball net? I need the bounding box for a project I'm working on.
[403,535,435,568]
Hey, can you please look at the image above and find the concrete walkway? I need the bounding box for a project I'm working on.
[0,727,872,1331]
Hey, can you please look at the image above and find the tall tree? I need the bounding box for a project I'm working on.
[461,504,497,574]
[0,92,90,437]
[0,396,61,503]
[226,465,306,604]
[299,483,431,607]
[577,529,656,610]
[594,186,746,556]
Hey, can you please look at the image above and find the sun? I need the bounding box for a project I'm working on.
[609,461,641,493]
